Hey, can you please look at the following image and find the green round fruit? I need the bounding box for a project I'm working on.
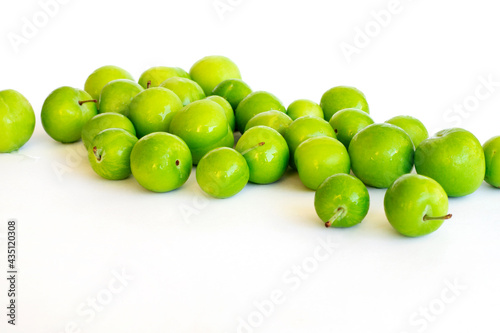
[130,132,192,192]
[160,77,206,106]
[205,95,235,132]
[189,55,242,95]
[329,108,374,148]
[415,128,485,197]
[235,91,286,133]
[99,79,144,115]
[385,115,429,148]
[320,86,369,121]
[41,86,98,143]
[295,136,350,190]
[384,174,451,237]
[84,65,134,101]
[0,90,36,153]
[244,110,292,136]
[196,147,249,198]
[483,136,500,188]
[212,78,252,110]
[138,66,190,89]
[82,113,136,149]
[349,123,414,188]
[88,128,138,180]
[314,174,370,228]
[287,99,324,120]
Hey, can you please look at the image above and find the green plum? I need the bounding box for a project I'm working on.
[205,95,235,132]
[349,123,414,188]
[235,91,286,133]
[196,147,249,198]
[329,108,374,148]
[127,87,183,138]
[99,79,144,115]
[82,113,136,149]
[130,132,192,192]
[190,55,242,95]
[483,136,500,188]
[88,128,138,180]
[314,174,370,228]
[169,99,233,164]
[41,86,98,143]
[212,78,252,110]
[84,65,134,101]
[138,66,190,89]
[320,86,369,121]
[235,126,289,184]
[415,128,485,197]
[160,77,206,106]
[294,136,350,190]
[284,115,336,169]
[287,99,324,120]
[385,115,429,148]
[244,110,292,136]
[0,90,35,153]
[384,174,452,237]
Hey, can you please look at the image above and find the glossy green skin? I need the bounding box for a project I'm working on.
[235,126,289,184]
[169,100,232,164]
[314,174,370,228]
[99,79,144,115]
[88,128,138,180]
[329,108,374,148]
[127,87,183,138]
[295,136,350,190]
[212,78,252,110]
[205,95,235,132]
[385,115,429,148]
[415,128,485,197]
[84,65,134,101]
[235,91,286,133]
[130,132,192,192]
[81,113,136,149]
[41,87,98,143]
[320,86,369,121]
[138,66,190,88]
[287,99,324,120]
[160,77,206,106]
[384,174,449,237]
[349,123,414,188]
[244,110,292,136]
[0,90,35,153]
[484,136,500,188]
[189,55,242,95]
[196,147,249,198]
[284,115,336,169]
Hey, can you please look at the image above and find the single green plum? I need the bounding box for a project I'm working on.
[84,65,134,101]
[314,174,370,228]
[0,90,35,153]
[329,108,374,148]
[130,132,192,192]
[41,86,98,143]
[160,77,206,106]
[235,126,289,184]
[415,128,485,197]
[287,99,324,120]
[88,128,138,180]
[349,123,414,188]
[138,66,190,89]
[294,136,350,190]
[483,136,500,188]
[212,78,252,110]
[190,55,242,95]
[385,115,429,148]
[235,91,286,133]
[384,174,452,237]
[320,86,369,121]
[244,110,292,136]
[205,95,235,132]
[99,79,144,115]
[81,113,136,149]
[196,147,249,198]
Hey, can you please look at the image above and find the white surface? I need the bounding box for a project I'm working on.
[1,0,500,332]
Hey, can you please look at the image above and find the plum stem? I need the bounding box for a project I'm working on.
[325,207,345,228]
[240,142,265,156]
[93,146,102,162]
[79,99,97,106]
[147,80,152,89]
[423,213,452,221]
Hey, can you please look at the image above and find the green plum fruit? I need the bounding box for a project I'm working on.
[329,108,374,148]
[99,79,144,115]
[84,65,134,101]
[138,66,190,89]
[287,99,324,120]
[0,90,36,153]
[212,78,252,110]
[235,91,286,132]
[385,115,429,148]
[483,136,500,188]
[244,110,292,136]
[320,86,369,121]
[205,95,235,132]
[190,55,242,95]
[82,112,136,149]
[160,77,206,106]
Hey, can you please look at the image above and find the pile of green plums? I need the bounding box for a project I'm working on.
[1,55,499,238]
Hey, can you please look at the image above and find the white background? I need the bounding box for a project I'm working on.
[1,0,500,332]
